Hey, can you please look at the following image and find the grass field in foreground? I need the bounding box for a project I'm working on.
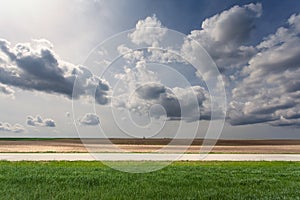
[0,161,300,199]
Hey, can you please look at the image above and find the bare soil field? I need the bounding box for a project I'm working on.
[1,139,300,153]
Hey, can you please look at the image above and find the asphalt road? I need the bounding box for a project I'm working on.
[1,153,300,161]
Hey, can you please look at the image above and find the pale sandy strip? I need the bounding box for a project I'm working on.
[1,153,300,161]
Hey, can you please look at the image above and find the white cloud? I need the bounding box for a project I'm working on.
[129,15,167,46]
[26,115,56,127]
[200,3,261,43]
[182,3,262,70]
[229,13,300,127]
[112,58,219,121]
[79,113,100,126]
[117,45,145,63]
[146,48,186,64]
[0,122,25,133]
[0,38,110,105]
[1,3,299,129]
[0,83,14,98]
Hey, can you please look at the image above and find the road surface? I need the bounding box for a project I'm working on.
[1,153,300,161]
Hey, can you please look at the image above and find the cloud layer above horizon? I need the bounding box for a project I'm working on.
[0,2,300,133]
[0,39,110,104]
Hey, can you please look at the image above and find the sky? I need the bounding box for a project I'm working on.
[0,0,300,139]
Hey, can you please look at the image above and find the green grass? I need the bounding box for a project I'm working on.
[0,161,300,199]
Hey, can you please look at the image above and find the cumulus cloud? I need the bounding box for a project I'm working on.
[146,48,186,64]
[228,13,300,127]
[114,82,212,121]
[182,3,261,70]
[26,115,56,127]
[1,4,299,129]
[129,15,167,46]
[117,45,185,66]
[113,15,227,122]
[0,39,110,104]
[153,3,300,127]
[125,15,186,65]
[201,3,261,43]
[112,57,219,121]
[79,113,100,126]
[0,83,14,98]
[0,122,25,133]
[136,83,166,100]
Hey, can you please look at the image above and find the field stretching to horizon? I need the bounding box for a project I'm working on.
[1,138,300,153]
[0,161,300,199]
